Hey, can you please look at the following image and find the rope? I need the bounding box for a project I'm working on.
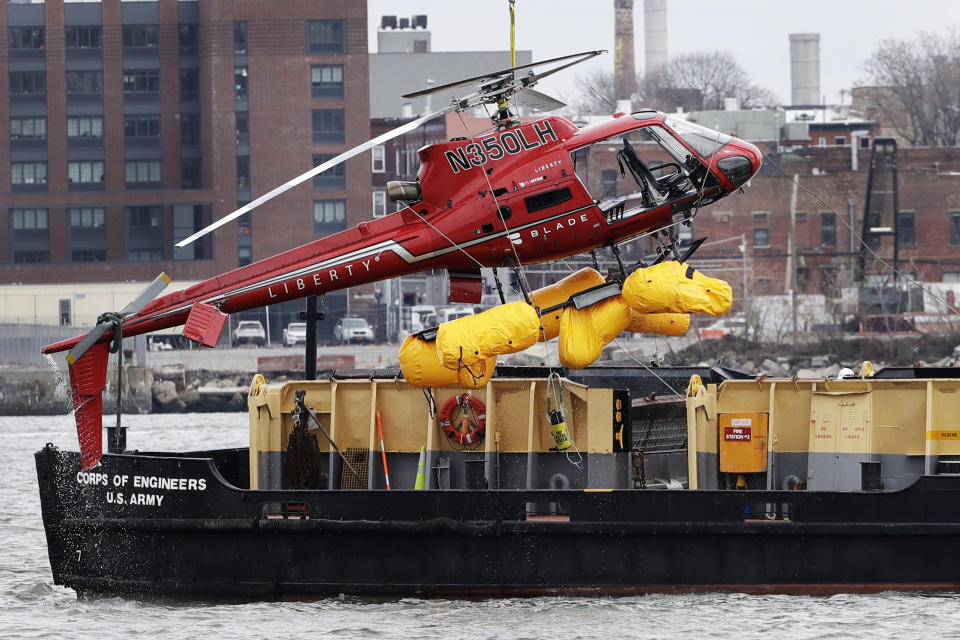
[401,204,486,270]
[454,110,530,284]
[761,153,960,317]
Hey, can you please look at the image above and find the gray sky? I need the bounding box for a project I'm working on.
[368,0,959,106]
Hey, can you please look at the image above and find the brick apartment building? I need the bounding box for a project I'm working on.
[671,145,960,302]
[1,0,370,337]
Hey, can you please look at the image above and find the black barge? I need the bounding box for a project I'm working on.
[35,366,960,597]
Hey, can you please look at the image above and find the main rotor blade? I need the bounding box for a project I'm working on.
[514,88,566,113]
[402,50,605,99]
[175,104,459,248]
[119,272,172,316]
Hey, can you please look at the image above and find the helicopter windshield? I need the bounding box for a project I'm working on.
[662,115,733,159]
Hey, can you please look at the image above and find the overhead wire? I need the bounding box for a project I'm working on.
[761,153,960,317]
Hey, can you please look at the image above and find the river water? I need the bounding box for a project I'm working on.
[2,412,960,639]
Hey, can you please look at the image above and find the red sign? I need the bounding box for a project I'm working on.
[257,354,356,372]
[724,426,752,441]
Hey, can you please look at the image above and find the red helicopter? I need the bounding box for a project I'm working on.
[43,51,762,469]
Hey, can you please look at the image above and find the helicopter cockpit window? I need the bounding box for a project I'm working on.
[662,115,732,159]
[571,129,692,208]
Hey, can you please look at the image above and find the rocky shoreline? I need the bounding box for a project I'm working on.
[4,333,959,416]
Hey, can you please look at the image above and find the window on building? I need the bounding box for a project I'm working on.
[753,211,767,224]
[66,71,103,94]
[795,212,807,223]
[178,23,197,56]
[65,26,102,49]
[821,265,840,298]
[897,210,915,247]
[9,71,45,95]
[11,162,47,185]
[313,200,346,234]
[123,70,160,93]
[8,27,44,49]
[67,116,103,138]
[312,109,345,144]
[372,190,387,218]
[122,25,158,48]
[181,112,200,145]
[234,66,248,101]
[796,267,810,292]
[181,158,201,189]
[835,136,846,146]
[125,160,161,185]
[10,208,49,264]
[310,64,344,98]
[179,68,199,102]
[820,212,836,246]
[601,169,618,198]
[860,136,871,149]
[307,19,344,53]
[68,161,105,185]
[172,204,211,261]
[237,209,252,267]
[942,272,960,283]
[235,112,249,146]
[236,156,250,190]
[753,228,769,247]
[125,205,164,262]
[952,212,960,246]
[10,117,45,140]
[68,207,107,263]
[233,21,247,55]
[124,116,160,137]
[371,145,385,173]
[312,154,345,188]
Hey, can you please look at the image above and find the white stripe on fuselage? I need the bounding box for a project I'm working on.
[132,204,598,325]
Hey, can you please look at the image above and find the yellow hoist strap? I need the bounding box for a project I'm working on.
[509,0,516,68]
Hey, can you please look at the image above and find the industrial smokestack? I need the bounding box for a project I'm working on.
[644,0,667,79]
[614,0,636,104]
[789,33,820,106]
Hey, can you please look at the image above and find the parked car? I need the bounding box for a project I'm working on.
[233,320,266,346]
[333,317,374,344]
[700,315,747,340]
[282,322,307,346]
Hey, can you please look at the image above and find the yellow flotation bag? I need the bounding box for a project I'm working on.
[436,300,540,370]
[558,295,631,369]
[625,310,691,336]
[622,261,732,316]
[528,267,605,341]
[399,334,459,388]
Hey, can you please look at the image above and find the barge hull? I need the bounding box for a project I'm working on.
[36,446,960,598]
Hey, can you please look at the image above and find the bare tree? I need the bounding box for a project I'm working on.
[644,52,777,111]
[861,28,960,146]
[571,51,775,115]
[571,68,616,115]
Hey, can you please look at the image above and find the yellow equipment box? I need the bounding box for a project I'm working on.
[718,412,768,473]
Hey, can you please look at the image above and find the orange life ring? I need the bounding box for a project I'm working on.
[438,393,486,445]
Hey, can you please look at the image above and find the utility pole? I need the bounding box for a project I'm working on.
[789,175,799,337]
